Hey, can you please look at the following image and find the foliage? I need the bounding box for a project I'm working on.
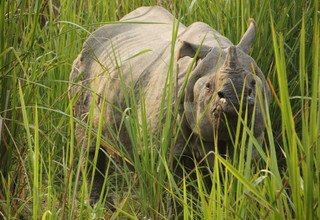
[0,0,319,219]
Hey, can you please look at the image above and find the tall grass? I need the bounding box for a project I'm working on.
[0,0,319,219]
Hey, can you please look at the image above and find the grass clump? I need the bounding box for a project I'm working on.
[0,0,319,219]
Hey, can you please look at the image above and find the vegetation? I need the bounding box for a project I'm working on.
[0,0,319,219]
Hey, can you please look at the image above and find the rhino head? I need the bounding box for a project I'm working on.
[181,21,269,153]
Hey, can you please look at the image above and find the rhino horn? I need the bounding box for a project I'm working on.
[221,46,241,72]
[237,20,256,54]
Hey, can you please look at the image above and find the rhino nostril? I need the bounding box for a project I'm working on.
[217,91,225,98]
[248,88,252,96]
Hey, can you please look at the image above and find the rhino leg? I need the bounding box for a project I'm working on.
[70,57,115,208]
[170,118,215,217]
[88,147,107,206]
[87,149,114,209]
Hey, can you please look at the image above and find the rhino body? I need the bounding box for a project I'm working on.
[69,6,270,205]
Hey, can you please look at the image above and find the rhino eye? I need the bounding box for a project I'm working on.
[250,79,256,87]
[205,82,212,90]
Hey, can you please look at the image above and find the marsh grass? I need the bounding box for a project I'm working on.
[0,0,319,219]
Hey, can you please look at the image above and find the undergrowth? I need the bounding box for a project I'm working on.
[0,0,319,219]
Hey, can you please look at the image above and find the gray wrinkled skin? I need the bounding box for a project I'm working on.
[69,6,270,206]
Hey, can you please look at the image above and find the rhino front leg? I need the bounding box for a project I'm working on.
[87,147,115,209]
[88,147,106,205]
[75,123,115,209]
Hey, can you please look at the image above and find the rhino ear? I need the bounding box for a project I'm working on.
[176,40,211,61]
[237,19,256,54]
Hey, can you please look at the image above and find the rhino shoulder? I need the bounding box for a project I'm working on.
[179,22,233,52]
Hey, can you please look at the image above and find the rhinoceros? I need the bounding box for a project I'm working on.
[69,6,270,205]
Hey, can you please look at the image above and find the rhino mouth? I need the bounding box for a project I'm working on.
[212,97,239,118]
[212,97,254,118]
[212,98,227,117]
[210,96,255,143]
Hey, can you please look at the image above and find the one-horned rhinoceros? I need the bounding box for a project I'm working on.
[69,6,270,205]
